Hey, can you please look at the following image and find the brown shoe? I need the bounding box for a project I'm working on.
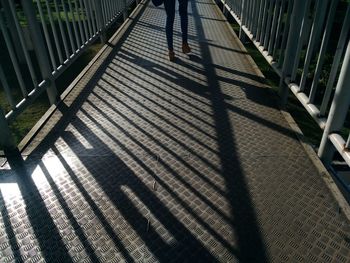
[182,42,191,54]
[169,50,175,61]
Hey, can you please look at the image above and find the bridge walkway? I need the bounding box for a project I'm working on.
[0,0,349,262]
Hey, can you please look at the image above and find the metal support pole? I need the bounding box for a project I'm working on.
[320,4,350,116]
[318,40,350,165]
[123,0,128,21]
[0,107,17,154]
[299,0,329,91]
[222,0,228,17]
[346,134,350,150]
[239,0,246,41]
[251,0,259,35]
[2,0,25,64]
[94,0,107,43]
[20,0,58,105]
[279,0,309,106]
[248,0,254,30]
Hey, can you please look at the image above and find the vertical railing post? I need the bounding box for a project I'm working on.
[2,0,25,64]
[222,0,228,17]
[279,0,309,106]
[239,0,246,41]
[94,0,107,43]
[318,40,350,165]
[20,0,58,105]
[123,0,128,21]
[0,108,17,155]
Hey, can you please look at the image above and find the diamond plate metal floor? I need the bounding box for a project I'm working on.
[1,0,350,262]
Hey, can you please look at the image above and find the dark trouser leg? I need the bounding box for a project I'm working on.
[179,0,189,44]
[164,0,176,50]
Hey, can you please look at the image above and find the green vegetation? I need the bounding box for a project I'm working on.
[10,40,111,142]
[0,1,135,149]
[2,0,106,24]
[0,42,104,146]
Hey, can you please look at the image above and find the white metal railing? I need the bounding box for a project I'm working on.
[220,0,350,167]
[0,0,137,153]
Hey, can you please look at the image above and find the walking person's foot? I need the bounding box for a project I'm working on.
[182,42,191,54]
[169,50,175,61]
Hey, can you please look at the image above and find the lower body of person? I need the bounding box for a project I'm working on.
[164,0,191,61]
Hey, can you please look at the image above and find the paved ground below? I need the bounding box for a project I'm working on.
[0,0,350,262]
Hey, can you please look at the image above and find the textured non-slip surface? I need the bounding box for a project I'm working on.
[0,0,350,262]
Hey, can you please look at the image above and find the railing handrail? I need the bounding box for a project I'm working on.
[0,0,137,154]
[220,0,350,169]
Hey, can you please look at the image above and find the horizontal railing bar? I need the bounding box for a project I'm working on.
[329,133,350,167]
[51,33,101,79]
[105,13,122,28]
[6,80,50,123]
[288,82,327,129]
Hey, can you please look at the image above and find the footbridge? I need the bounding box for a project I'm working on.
[0,0,350,261]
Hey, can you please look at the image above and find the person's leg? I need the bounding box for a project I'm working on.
[178,0,191,53]
[164,0,176,51]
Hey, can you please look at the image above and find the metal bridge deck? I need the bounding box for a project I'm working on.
[0,0,349,262]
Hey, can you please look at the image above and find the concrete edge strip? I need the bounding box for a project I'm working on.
[212,0,350,221]
[17,0,149,153]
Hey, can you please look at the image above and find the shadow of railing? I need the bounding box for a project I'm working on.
[3,156,74,262]
[188,0,269,261]
[60,104,218,261]
[0,0,303,261]
[0,190,24,263]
